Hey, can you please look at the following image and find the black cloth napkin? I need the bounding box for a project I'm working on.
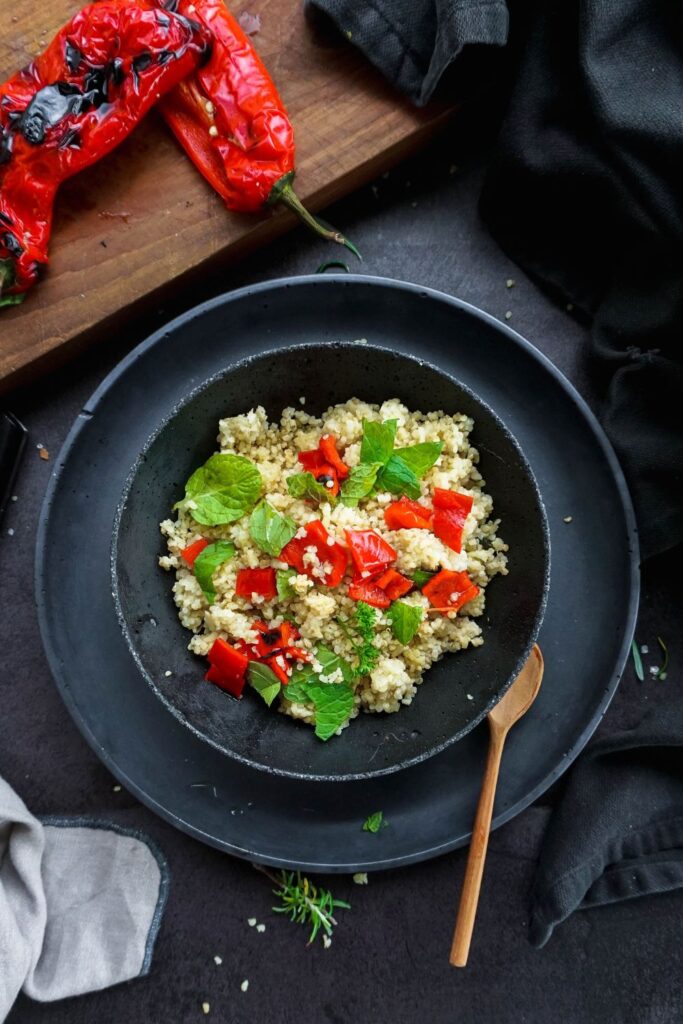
[306,0,683,943]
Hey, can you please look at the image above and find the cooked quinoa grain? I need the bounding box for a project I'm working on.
[160,399,508,732]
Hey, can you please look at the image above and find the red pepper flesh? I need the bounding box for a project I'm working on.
[422,570,480,614]
[431,490,474,553]
[319,435,349,480]
[375,568,413,601]
[344,529,397,577]
[205,637,249,697]
[235,567,277,601]
[348,578,392,609]
[383,497,433,531]
[0,1,209,305]
[181,537,210,567]
[280,519,348,587]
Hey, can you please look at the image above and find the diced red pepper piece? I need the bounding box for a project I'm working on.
[319,434,349,480]
[432,491,474,553]
[297,447,340,497]
[433,489,475,512]
[235,568,277,601]
[287,645,313,664]
[280,519,348,586]
[375,568,413,601]
[298,447,325,474]
[181,537,210,567]
[205,638,249,697]
[344,529,397,577]
[348,578,392,609]
[383,498,433,531]
[422,570,480,614]
[261,654,291,685]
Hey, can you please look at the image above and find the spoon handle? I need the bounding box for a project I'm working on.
[450,721,506,967]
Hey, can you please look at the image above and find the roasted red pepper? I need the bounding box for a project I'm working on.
[345,529,397,578]
[375,568,413,601]
[181,537,209,567]
[298,447,341,497]
[280,519,348,586]
[234,620,313,683]
[0,1,209,306]
[160,0,358,256]
[432,489,474,554]
[235,567,277,601]
[348,578,391,609]
[205,637,248,697]
[422,569,480,614]
[383,497,433,531]
[318,435,349,480]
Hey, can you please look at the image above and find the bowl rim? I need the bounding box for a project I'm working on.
[111,338,551,781]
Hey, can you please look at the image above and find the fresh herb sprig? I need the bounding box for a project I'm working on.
[337,600,380,677]
[254,866,350,945]
[362,811,386,833]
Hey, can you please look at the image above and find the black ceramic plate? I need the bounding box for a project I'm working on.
[113,343,549,781]
[36,276,639,871]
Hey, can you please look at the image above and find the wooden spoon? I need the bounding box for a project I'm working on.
[450,644,544,967]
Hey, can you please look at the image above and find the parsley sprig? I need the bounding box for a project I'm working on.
[337,600,380,677]
[255,866,350,945]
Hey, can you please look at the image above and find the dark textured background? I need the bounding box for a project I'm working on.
[2,110,681,1023]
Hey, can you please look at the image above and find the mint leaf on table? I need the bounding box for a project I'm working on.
[362,811,385,833]
[340,462,383,507]
[393,441,443,477]
[360,418,397,465]
[387,601,423,644]
[176,453,262,526]
[305,681,355,741]
[249,500,297,557]
[276,568,297,601]
[411,569,437,589]
[193,540,236,603]
[375,454,421,499]
[287,472,336,504]
[247,662,282,707]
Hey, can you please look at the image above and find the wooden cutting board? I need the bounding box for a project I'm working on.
[0,1,453,393]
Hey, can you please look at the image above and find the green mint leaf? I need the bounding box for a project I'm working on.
[375,454,421,499]
[387,601,423,644]
[249,500,297,557]
[340,462,383,507]
[247,662,282,707]
[362,811,385,833]
[287,471,336,505]
[177,453,262,526]
[305,681,355,741]
[411,569,437,589]
[316,645,355,684]
[284,664,316,701]
[0,293,26,309]
[360,419,397,466]
[630,639,644,681]
[393,441,443,478]
[276,568,297,601]
[193,540,236,603]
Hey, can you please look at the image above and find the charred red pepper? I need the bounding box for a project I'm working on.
[235,567,277,601]
[422,569,480,614]
[205,637,249,696]
[181,537,209,567]
[160,0,358,257]
[375,568,413,601]
[280,519,348,587]
[432,489,474,554]
[297,434,349,497]
[0,0,209,306]
[234,620,313,683]
[344,529,397,578]
[318,435,349,480]
[383,497,433,531]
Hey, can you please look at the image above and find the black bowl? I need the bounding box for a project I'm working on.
[112,342,549,780]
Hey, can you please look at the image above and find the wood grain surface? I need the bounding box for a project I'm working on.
[0,1,454,392]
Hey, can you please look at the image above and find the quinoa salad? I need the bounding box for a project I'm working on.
[159,398,508,741]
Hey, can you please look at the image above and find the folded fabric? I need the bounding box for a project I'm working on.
[529,704,683,946]
[306,0,683,559]
[0,776,169,1021]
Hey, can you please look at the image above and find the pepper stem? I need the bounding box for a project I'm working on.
[269,173,361,261]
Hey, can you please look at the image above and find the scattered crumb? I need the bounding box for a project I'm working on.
[322,935,332,949]
[298,396,306,405]
[504,311,512,321]
[411,201,418,208]
[201,1001,210,1014]
[563,515,573,523]
[7,528,14,536]
[506,278,515,289]
[213,955,222,965]
[247,917,257,927]
[345,29,352,39]
[640,645,649,655]
[371,184,379,198]
[113,785,122,792]
[100,240,107,248]
[36,443,43,449]
[352,338,368,346]
[240,980,249,993]
[466,693,473,700]
[566,303,574,312]
[449,164,459,174]
[39,448,50,461]
[11,495,17,502]
[237,10,261,35]
[256,923,266,933]
[353,872,368,885]
[164,670,173,677]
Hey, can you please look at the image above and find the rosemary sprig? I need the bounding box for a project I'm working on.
[631,639,644,681]
[254,866,350,945]
[656,636,669,680]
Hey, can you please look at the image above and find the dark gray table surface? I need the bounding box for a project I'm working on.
[2,120,681,1024]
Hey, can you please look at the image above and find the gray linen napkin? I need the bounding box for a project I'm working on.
[0,776,169,1021]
